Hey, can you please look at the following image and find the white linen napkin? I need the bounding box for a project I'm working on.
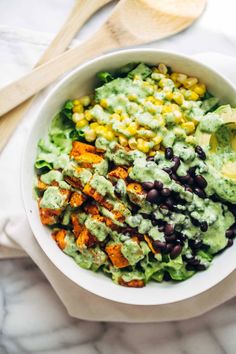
[1,26,236,322]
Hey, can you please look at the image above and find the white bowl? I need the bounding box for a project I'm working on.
[21,49,236,305]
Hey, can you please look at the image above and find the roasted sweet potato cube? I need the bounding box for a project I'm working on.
[70,141,97,157]
[64,176,82,189]
[76,227,97,248]
[73,152,103,166]
[39,208,62,225]
[105,243,129,268]
[70,191,86,208]
[84,203,99,216]
[83,184,104,203]
[108,167,128,180]
[52,229,67,250]
[144,235,157,254]
[92,214,116,230]
[126,183,143,194]
[118,278,145,288]
[37,179,47,191]
[71,214,83,238]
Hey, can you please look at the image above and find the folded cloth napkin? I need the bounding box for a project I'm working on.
[1,27,236,322]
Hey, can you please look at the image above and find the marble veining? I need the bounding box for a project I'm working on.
[0,0,236,353]
[0,258,236,354]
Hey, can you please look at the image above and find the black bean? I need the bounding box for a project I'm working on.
[195,175,207,189]
[226,229,234,238]
[187,258,200,266]
[165,197,175,208]
[188,166,197,177]
[163,167,172,175]
[166,243,174,253]
[200,221,208,232]
[229,206,236,217]
[227,239,233,248]
[195,264,206,271]
[171,173,178,181]
[140,213,150,219]
[161,188,171,197]
[170,245,182,259]
[158,225,165,232]
[188,177,194,186]
[165,147,174,160]
[165,235,176,243]
[195,145,206,160]
[172,156,181,172]
[164,223,174,235]
[178,174,190,184]
[191,218,200,227]
[186,187,193,193]
[147,156,154,161]
[159,204,170,213]
[154,180,163,190]
[186,264,195,271]
[174,194,184,204]
[142,181,155,191]
[146,189,160,203]
[163,272,172,281]
[151,219,159,226]
[194,188,206,199]
[153,240,166,251]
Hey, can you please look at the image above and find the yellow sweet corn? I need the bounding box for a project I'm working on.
[172,92,184,105]
[137,138,150,153]
[85,129,96,142]
[84,110,93,121]
[152,135,163,145]
[100,99,108,108]
[80,95,91,107]
[76,119,88,129]
[128,137,137,149]
[73,104,84,113]
[128,93,137,101]
[192,83,206,97]
[72,113,84,123]
[72,99,80,106]
[184,90,199,101]
[90,122,99,130]
[165,91,173,101]
[119,135,128,146]
[183,77,198,89]
[158,63,168,75]
[103,130,115,141]
[111,113,121,121]
[181,122,195,134]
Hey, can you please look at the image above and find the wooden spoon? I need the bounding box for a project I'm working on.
[0,0,111,151]
[0,0,206,118]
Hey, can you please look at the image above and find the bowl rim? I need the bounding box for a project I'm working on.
[21,48,236,305]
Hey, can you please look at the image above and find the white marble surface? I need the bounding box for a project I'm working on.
[0,0,236,353]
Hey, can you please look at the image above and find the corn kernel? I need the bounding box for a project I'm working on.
[183,77,198,89]
[100,99,108,108]
[173,110,183,123]
[170,72,178,81]
[128,137,137,149]
[153,135,163,145]
[175,73,187,84]
[73,99,80,106]
[103,130,115,141]
[192,83,206,97]
[184,90,199,101]
[128,167,132,174]
[162,105,172,113]
[154,98,163,105]
[95,125,106,135]
[181,122,195,134]
[73,104,84,113]
[84,110,93,121]
[90,122,99,129]
[76,119,88,129]
[158,63,168,75]
[146,96,155,103]
[119,135,128,146]
[165,91,173,101]
[173,92,184,105]
[149,151,156,156]
[80,95,91,107]
[72,113,84,123]
[85,129,96,142]
[128,93,137,101]
[153,144,161,151]
[115,107,123,115]
[137,138,150,153]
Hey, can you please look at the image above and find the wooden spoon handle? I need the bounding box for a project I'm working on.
[0,0,111,152]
